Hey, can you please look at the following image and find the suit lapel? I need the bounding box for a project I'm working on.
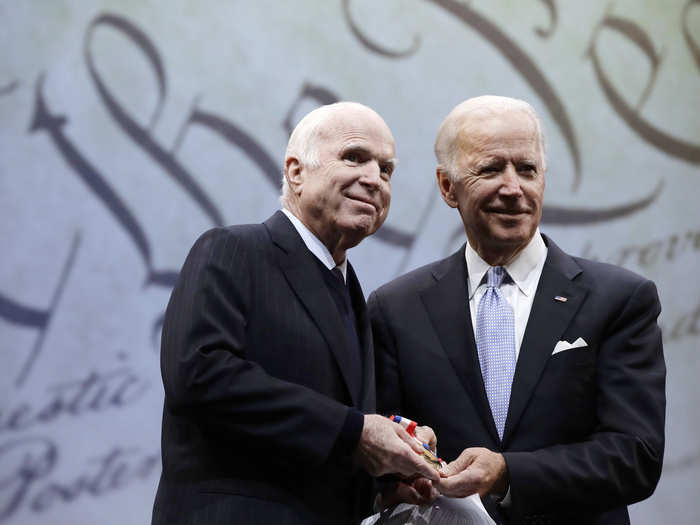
[502,236,588,445]
[264,211,359,406]
[421,248,500,443]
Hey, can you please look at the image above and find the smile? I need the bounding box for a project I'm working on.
[346,195,378,211]
[488,209,528,216]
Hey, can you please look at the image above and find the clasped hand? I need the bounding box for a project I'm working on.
[436,447,508,498]
[356,414,439,482]
[358,416,507,507]
[376,446,508,508]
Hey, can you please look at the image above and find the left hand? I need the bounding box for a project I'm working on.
[376,477,440,510]
[436,447,508,498]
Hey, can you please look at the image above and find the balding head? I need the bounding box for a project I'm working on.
[434,95,546,265]
[281,101,395,263]
[281,102,390,206]
[435,95,547,181]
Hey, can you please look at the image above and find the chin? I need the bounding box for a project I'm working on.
[492,229,533,247]
[342,218,379,241]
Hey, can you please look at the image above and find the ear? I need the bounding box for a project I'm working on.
[436,167,458,208]
[284,156,304,196]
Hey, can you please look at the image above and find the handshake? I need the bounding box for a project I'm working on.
[356,414,508,507]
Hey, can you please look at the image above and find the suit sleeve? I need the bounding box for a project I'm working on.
[160,228,361,471]
[504,279,666,519]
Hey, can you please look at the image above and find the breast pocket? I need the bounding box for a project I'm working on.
[530,345,598,437]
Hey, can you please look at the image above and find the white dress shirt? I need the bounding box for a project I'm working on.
[282,208,347,282]
[466,230,548,360]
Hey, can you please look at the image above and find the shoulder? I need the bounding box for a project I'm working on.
[190,223,270,255]
[546,237,659,308]
[575,256,648,286]
[575,257,660,310]
[176,223,273,286]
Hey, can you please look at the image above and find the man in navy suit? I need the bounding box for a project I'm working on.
[369,96,665,524]
[152,102,438,525]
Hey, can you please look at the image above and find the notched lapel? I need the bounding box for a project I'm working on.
[421,250,499,443]
[266,212,359,406]
[503,246,588,445]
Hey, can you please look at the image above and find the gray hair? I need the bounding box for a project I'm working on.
[280,101,376,206]
[434,95,547,182]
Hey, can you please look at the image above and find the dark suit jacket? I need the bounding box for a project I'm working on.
[368,235,665,525]
[152,211,376,525]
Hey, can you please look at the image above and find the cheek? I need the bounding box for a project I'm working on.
[526,181,545,203]
[382,184,391,206]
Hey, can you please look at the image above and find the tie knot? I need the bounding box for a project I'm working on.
[486,266,508,288]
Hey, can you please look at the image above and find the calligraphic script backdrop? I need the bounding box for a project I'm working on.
[1,1,698,523]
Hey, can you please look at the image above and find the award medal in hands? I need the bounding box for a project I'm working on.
[389,415,446,471]
[364,416,495,525]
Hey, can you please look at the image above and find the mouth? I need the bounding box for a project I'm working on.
[346,194,378,211]
[487,208,529,216]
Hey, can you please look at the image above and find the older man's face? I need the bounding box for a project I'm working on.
[297,107,395,251]
[442,110,545,261]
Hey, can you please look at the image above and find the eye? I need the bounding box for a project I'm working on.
[479,165,500,175]
[344,150,366,164]
[380,162,394,178]
[518,163,537,176]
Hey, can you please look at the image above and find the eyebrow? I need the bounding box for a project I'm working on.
[342,143,397,167]
[475,156,538,168]
[475,157,504,168]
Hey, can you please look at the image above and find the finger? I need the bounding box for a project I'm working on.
[395,427,426,455]
[408,452,441,482]
[401,486,424,505]
[443,450,474,476]
[441,460,463,477]
[412,478,434,500]
[415,425,437,451]
[394,448,432,481]
[415,480,440,504]
[436,473,477,498]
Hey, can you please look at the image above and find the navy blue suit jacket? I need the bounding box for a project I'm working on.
[369,235,665,525]
[152,211,375,525]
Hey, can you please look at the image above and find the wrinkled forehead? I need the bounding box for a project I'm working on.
[456,109,541,158]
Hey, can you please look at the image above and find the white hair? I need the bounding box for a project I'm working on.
[280,101,378,206]
[434,95,547,182]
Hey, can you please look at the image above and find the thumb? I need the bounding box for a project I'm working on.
[395,427,425,455]
[443,451,473,477]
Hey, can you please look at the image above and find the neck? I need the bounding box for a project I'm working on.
[470,239,529,267]
[321,231,348,265]
[285,201,348,265]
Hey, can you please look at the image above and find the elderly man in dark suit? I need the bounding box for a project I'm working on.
[368,96,665,524]
[151,102,438,525]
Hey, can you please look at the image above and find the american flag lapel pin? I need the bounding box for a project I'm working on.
[554,295,568,303]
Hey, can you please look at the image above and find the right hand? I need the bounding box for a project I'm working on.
[355,414,439,481]
[436,447,508,497]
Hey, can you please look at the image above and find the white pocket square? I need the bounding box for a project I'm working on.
[552,337,588,355]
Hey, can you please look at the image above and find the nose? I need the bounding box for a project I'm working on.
[499,165,523,198]
[359,160,382,190]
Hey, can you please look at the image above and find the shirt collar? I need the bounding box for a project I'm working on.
[465,229,547,299]
[282,208,348,282]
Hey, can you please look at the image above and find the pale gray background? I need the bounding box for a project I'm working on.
[1,1,698,523]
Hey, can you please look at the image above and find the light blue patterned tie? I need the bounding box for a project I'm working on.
[476,266,516,440]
